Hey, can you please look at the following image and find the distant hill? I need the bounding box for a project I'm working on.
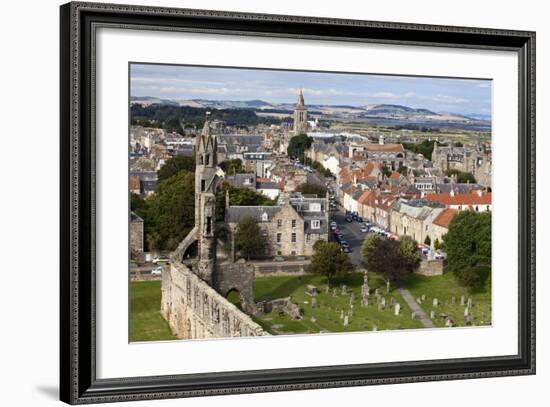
[130,97,489,127]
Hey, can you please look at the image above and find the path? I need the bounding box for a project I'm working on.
[397,287,435,328]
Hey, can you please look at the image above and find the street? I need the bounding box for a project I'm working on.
[329,208,368,267]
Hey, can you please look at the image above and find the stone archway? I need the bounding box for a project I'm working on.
[225,288,245,311]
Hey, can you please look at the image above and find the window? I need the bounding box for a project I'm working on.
[277,219,283,228]
[309,203,321,212]
[311,220,320,229]
[206,216,212,235]
[291,219,296,228]
[276,233,282,243]
[291,250,296,256]
[306,234,311,242]
[291,233,296,243]
[201,179,206,191]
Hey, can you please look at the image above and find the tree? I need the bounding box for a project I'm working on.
[445,169,477,184]
[424,235,431,247]
[311,160,334,178]
[219,159,244,175]
[399,235,422,273]
[397,163,408,175]
[287,134,313,160]
[433,238,441,250]
[157,155,195,182]
[310,241,353,285]
[362,234,420,289]
[444,210,491,288]
[234,217,267,260]
[380,164,392,178]
[215,182,276,221]
[296,182,327,197]
[143,171,195,251]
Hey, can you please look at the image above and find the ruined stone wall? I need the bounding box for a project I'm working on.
[161,261,268,340]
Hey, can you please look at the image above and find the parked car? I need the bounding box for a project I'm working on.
[434,251,445,260]
[356,216,363,223]
[151,266,163,276]
[388,234,398,241]
[360,226,368,233]
[342,246,352,253]
[345,217,353,223]
[339,240,348,246]
[273,256,285,262]
[152,255,169,264]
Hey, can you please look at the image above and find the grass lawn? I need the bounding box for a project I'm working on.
[401,272,492,328]
[253,272,424,335]
[130,281,176,342]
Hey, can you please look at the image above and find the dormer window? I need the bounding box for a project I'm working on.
[311,220,320,229]
[261,212,269,222]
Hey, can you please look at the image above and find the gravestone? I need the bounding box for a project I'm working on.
[460,295,465,306]
[311,297,318,308]
[464,307,469,317]
[310,316,317,323]
[305,285,319,297]
[416,297,422,304]
[430,310,435,319]
[373,325,378,332]
[361,273,370,304]
[432,298,438,307]
[340,310,344,320]
[467,297,473,308]
[421,294,426,301]
[411,312,416,320]
[451,296,456,305]
[343,315,349,326]
[394,303,401,316]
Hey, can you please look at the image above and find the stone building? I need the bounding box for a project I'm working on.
[225,192,329,257]
[389,199,444,244]
[129,211,144,260]
[431,142,492,187]
[293,90,308,136]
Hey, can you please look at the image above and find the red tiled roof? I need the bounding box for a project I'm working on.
[129,176,140,191]
[433,208,458,228]
[425,192,492,206]
[357,190,372,204]
[390,171,402,180]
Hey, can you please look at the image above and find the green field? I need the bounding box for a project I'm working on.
[252,272,424,334]
[130,281,176,342]
[401,272,492,327]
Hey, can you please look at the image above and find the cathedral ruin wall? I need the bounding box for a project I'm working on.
[161,261,268,340]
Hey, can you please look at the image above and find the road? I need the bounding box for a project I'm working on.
[329,209,368,267]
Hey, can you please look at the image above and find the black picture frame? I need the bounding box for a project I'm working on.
[60,2,536,404]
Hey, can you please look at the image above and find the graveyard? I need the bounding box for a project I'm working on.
[250,272,425,334]
[401,273,492,328]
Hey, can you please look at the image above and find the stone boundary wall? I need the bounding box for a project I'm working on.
[161,262,268,340]
[416,259,445,276]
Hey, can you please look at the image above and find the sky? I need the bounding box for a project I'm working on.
[130,63,492,116]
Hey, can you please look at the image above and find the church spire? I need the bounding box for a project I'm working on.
[297,89,305,108]
[196,112,217,167]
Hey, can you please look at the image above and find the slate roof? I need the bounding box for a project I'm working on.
[226,206,281,223]
[226,173,256,189]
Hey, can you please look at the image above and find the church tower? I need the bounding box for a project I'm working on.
[195,113,218,284]
[293,89,308,136]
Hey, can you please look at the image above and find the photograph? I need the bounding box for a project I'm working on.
[128,63,493,341]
